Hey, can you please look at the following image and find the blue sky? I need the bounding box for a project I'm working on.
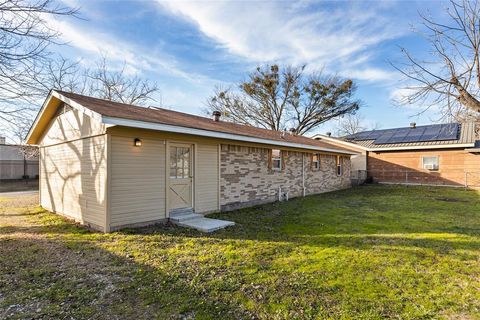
[52,0,450,135]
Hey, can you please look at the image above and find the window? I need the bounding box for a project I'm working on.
[336,155,342,176]
[312,154,320,170]
[422,156,439,170]
[170,147,190,178]
[271,149,282,171]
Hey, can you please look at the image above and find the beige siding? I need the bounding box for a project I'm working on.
[40,135,107,230]
[40,108,105,146]
[195,143,219,213]
[110,135,166,228]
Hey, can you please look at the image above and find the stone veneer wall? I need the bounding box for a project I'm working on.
[220,144,351,211]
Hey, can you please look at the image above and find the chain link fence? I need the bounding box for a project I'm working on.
[351,169,480,188]
[465,171,480,188]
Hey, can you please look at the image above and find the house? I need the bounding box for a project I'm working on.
[313,122,480,187]
[25,90,355,232]
[0,137,39,180]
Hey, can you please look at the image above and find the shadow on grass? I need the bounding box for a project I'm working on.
[3,184,480,319]
[120,184,480,255]
[0,230,248,319]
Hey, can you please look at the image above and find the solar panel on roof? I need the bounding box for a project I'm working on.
[349,129,385,141]
[387,129,411,143]
[374,131,396,144]
[401,127,426,143]
[356,123,460,145]
[371,123,460,144]
[436,123,459,140]
[402,135,422,143]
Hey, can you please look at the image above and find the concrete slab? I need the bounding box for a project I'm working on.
[170,213,204,223]
[174,217,235,233]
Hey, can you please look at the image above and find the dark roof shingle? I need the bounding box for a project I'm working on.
[58,91,352,153]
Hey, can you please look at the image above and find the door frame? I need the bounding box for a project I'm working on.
[165,141,195,217]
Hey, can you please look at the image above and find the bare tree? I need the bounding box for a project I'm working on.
[335,113,380,136]
[87,58,159,106]
[394,0,480,120]
[0,0,77,122]
[0,2,159,143]
[6,117,39,158]
[28,56,160,106]
[207,64,360,135]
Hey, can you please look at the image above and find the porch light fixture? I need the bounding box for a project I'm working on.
[134,138,142,147]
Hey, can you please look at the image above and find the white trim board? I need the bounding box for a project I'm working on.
[311,134,368,151]
[312,134,475,152]
[102,116,357,155]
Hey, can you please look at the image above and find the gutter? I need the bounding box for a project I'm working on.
[369,143,475,152]
[466,148,480,153]
[312,134,475,152]
[102,116,357,155]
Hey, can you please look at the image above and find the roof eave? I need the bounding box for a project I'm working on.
[466,147,480,153]
[368,143,475,152]
[311,134,368,151]
[103,116,358,155]
[25,90,104,145]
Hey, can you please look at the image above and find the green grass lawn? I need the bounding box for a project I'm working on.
[1,185,480,319]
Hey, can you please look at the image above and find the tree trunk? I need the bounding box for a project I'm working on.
[452,77,480,112]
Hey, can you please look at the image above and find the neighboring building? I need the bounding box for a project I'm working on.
[26,90,355,232]
[313,122,480,187]
[0,137,39,180]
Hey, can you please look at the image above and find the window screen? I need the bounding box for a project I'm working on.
[272,149,281,170]
[313,154,320,169]
[336,156,342,176]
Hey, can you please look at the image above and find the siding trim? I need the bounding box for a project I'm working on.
[217,143,221,212]
[193,142,198,212]
[312,134,475,152]
[366,143,475,152]
[104,134,111,232]
[165,140,170,218]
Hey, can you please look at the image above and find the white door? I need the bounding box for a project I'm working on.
[169,144,193,210]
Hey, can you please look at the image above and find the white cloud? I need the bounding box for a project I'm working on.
[156,1,404,81]
[345,68,397,82]
[47,18,218,85]
[390,87,414,102]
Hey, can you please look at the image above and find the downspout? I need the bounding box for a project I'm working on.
[23,153,26,178]
[302,153,306,196]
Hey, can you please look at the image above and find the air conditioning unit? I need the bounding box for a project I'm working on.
[424,163,438,170]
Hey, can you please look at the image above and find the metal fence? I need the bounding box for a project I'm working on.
[465,171,480,188]
[351,169,480,189]
[351,170,368,186]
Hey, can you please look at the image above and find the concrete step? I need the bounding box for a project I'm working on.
[174,217,235,233]
[170,207,194,215]
[169,213,204,223]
